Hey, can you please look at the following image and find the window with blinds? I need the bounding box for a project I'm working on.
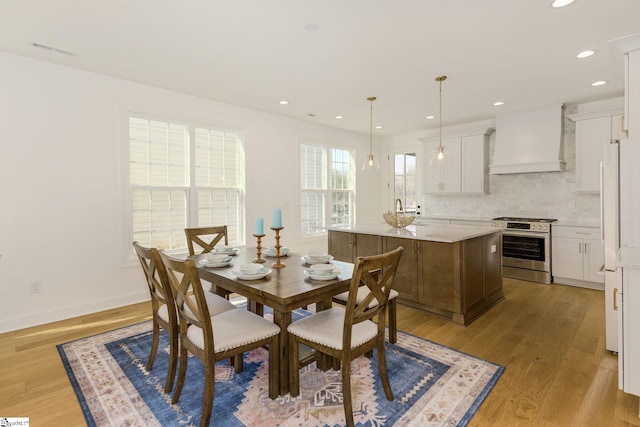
[300,144,355,236]
[128,115,245,251]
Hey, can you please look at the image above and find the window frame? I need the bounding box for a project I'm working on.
[121,105,245,265]
[299,141,356,238]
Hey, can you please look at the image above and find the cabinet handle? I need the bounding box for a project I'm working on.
[614,287,618,311]
[578,242,582,253]
[584,243,588,254]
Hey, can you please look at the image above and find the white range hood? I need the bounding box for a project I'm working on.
[489,104,566,175]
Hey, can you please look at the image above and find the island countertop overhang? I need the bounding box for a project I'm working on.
[328,222,501,243]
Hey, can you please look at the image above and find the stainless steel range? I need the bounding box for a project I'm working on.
[491,217,557,284]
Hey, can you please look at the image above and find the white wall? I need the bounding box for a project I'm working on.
[0,52,384,332]
[387,105,602,223]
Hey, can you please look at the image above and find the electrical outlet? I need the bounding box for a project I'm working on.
[30,280,42,294]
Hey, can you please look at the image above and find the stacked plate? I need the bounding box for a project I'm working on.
[302,253,333,265]
[232,264,272,280]
[198,254,232,268]
[304,263,340,280]
[263,247,289,257]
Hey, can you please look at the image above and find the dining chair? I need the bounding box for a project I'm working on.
[288,247,403,427]
[133,242,238,393]
[132,241,179,393]
[332,271,399,343]
[160,251,280,427]
[185,225,228,255]
[185,225,234,300]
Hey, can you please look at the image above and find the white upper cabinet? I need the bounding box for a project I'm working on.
[423,137,461,194]
[575,116,615,193]
[461,134,490,194]
[568,98,624,194]
[418,121,493,196]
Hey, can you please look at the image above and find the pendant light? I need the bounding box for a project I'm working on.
[430,76,449,166]
[362,96,380,171]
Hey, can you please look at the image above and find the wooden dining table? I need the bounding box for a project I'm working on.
[196,247,354,395]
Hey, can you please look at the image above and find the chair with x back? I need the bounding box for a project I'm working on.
[288,246,403,427]
[332,269,399,343]
[132,241,180,393]
[160,251,280,427]
[185,225,228,255]
[185,225,233,299]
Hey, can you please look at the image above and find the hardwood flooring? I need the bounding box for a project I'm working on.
[1,278,639,426]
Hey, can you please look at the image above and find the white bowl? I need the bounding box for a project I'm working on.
[310,263,335,276]
[200,254,227,264]
[266,246,289,255]
[239,263,263,275]
[216,245,235,254]
[308,252,329,262]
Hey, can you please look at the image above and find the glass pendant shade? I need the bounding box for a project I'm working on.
[429,144,450,166]
[362,96,380,171]
[363,153,380,171]
[429,75,448,166]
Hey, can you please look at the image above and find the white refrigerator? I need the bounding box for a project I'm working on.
[602,137,632,353]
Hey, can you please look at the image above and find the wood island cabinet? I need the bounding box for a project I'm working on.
[328,231,382,263]
[329,229,503,325]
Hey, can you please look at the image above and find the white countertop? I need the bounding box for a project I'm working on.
[329,222,501,243]
[617,247,640,269]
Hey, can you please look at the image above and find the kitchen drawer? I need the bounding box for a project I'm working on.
[553,225,600,239]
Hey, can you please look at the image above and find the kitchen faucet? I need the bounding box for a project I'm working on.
[395,198,403,213]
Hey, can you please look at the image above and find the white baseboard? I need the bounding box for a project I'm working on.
[0,291,150,334]
[552,277,605,291]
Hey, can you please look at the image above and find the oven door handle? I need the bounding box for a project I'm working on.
[501,230,549,239]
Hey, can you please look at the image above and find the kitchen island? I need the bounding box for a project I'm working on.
[328,223,503,325]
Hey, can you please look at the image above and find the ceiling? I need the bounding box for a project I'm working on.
[2,0,639,137]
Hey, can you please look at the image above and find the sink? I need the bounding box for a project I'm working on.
[383,211,416,228]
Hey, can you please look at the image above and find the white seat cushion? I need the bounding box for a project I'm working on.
[333,286,398,309]
[186,309,280,352]
[287,306,378,350]
[157,303,170,323]
[182,292,236,319]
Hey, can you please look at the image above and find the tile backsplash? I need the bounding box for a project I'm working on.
[421,106,600,222]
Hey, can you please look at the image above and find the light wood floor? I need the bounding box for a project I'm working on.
[1,278,639,426]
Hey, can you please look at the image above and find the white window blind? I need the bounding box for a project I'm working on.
[128,114,244,252]
[300,143,355,236]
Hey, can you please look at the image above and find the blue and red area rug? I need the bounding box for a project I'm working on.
[58,307,503,426]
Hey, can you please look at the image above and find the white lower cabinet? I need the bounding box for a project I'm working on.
[552,226,604,287]
[617,247,640,407]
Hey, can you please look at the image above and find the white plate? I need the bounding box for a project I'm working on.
[232,267,272,280]
[302,255,334,265]
[199,259,232,268]
[214,248,239,256]
[263,250,289,257]
[304,269,340,281]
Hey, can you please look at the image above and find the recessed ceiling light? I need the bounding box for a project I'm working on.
[304,23,319,32]
[279,100,289,105]
[576,50,595,59]
[493,101,505,106]
[426,115,435,120]
[592,80,607,86]
[335,115,343,119]
[551,0,575,8]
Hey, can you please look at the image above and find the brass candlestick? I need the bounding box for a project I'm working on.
[253,234,266,263]
[271,227,285,269]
